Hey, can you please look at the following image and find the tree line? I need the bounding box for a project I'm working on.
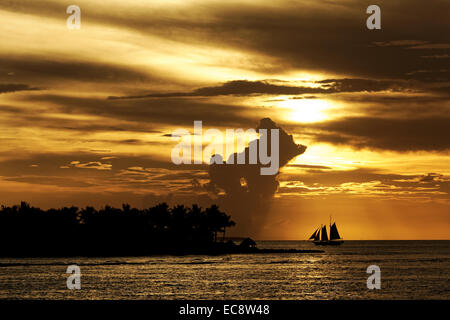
[0,202,236,256]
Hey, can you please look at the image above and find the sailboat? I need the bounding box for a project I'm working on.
[308,218,344,245]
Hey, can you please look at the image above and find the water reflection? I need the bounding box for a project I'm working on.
[0,241,448,299]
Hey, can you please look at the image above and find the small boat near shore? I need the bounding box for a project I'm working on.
[309,218,344,245]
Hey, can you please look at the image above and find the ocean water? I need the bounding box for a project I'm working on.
[0,241,448,300]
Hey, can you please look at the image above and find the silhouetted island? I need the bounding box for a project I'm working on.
[0,202,323,257]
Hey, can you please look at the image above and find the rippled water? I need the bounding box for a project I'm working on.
[0,241,448,299]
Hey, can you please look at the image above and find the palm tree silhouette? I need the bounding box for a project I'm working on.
[0,201,237,256]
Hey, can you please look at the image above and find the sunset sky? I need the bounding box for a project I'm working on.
[0,0,449,239]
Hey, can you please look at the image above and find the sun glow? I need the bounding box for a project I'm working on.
[280,98,332,123]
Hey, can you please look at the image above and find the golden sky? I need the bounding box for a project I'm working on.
[0,0,449,239]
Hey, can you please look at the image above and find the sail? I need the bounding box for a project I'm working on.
[330,223,341,240]
[321,225,328,241]
[314,228,320,240]
[309,229,318,240]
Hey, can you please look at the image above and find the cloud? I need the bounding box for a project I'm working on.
[0,152,211,195]
[419,173,446,183]
[4,176,96,188]
[421,54,450,59]
[278,168,450,202]
[205,118,307,235]
[109,78,412,99]
[372,40,429,47]
[286,164,332,170]
[108,80,327,99]
[0,84,40,94]
[315,78,411,93]
[408,43,450,50]
[62,161,112,171]
[305,116,450,152]
[0,55,154,85]
[21,93,258,127]
[2,0,449,82]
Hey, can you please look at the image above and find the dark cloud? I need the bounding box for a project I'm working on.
[305,116,450,152]
[108,80,326,99]
[0,112,162,134]
[0,83,40,94]
[405,69,450,83]
[316,78,413,93]
[204,0,450,80]
[408,44,450,50]
[206,118,307,235]
[109,78,412,99]
[372,40,429,47]
[0,105,24,113]
[4,176,96,188]
[21,94,258,127]
[431,86,450,95]
[421,54,450,59]
[0,56,154,84]
[419,173,445,183]
[2,0,449,81]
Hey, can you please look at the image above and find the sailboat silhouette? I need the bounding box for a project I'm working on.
[308,217,344,245]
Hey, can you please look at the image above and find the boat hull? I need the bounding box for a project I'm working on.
[313,240,344,246]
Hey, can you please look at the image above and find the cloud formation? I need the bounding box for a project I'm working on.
[0,0,449,239]
[305,116,450,152]
[206,118,306,234]
[109,78,413,99]
[0,84,39,94]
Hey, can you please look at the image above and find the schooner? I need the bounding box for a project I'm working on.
[308,218,344,245]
